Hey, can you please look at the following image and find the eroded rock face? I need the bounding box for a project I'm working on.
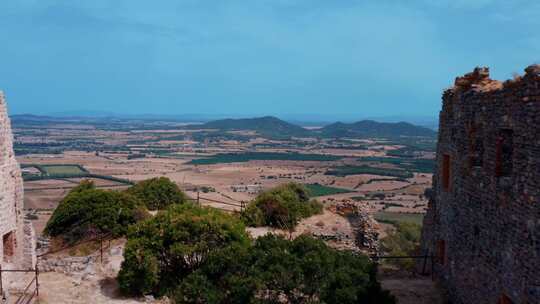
[420,66,540,304]
[0,91,35,271]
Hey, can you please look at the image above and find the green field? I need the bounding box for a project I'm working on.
[189,152,343,165]
[305,183,354,197]
[374,211,424,226]
[358,156,435,173]
[21,163,133,185]
[325,165,413,178]
[41,165,87,175]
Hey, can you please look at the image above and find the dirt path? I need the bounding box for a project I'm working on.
[381,276,446,304]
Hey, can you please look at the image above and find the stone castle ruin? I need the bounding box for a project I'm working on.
[0,91,36,274]
[420,65,540,303]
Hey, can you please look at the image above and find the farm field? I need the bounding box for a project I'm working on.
[325,165,414,178]
[374,211,424,226]
[358,157,435,173]
[188,152,343,165]
[13,116,435,242]
[305,183,354,197]
[41,164,87,175]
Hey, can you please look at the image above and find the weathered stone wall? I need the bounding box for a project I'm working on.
[420,66,540,303]
[0,91,35,271]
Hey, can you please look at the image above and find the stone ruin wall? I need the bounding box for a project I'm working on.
[0,91,35,271]
[420,65,540,303]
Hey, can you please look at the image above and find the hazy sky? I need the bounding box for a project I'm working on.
[1,0,539,118]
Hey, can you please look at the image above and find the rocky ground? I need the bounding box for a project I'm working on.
[5,243,167,304]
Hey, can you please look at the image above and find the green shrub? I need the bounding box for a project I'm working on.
[240,203,266,227]
[117,204,249,296]
[44,180,148,243]
[126,177,187,210]
[173,235,396,304]
[241,183,323,229]
[380,222,422,270]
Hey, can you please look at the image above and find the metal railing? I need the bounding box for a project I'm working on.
[1,232,114,304]
[0,266,39,304]
[187,190,246,213]
[371,252,435,276]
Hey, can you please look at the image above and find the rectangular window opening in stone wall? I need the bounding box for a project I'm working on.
[497,294,514,304]
[469,127,484,168]
[2,231,16,262]
[436,239,446,265]
[495,129,513,177]
[442,154,451,191]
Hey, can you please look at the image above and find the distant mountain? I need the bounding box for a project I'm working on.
[192,116,311,138]
[317,120,437,138]
[50,110,118,117]
[12,113,437,139]
[191,116,436,139]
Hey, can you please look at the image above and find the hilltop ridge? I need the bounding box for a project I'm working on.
[192,116,311,138]
[10,113,437,139]
[194,116,436,139]
[317,120,436,138]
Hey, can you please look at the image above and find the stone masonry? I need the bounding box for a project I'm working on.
[420,66,540,303]
[0,91,36,274]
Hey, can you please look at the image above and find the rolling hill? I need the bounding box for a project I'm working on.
[13,114,437,139]
[316,120,436,138]
[189,117,436,139]
[190,116,311,138]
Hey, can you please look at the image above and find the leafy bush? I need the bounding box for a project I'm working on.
[44,180,148,243]
[173,235,396,304]
[380,222,422,270]
[126,177,187,210]
[241,183,323,228]
[117,204,249,296]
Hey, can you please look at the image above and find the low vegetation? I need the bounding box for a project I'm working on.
[118,204,250,297]
[241,183,323,229]
[189,152,342,165]
[173,234,395,304]
[44,180,148,243]
[44,177,188,243]
[126,177,187,210]
[381,222,422,270]
[118,204,395,303]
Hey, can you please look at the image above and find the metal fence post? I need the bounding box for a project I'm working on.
[421,252,428,275]
[35,264,40,303]
[0,265,3,303]
[431,253,435,281]
[100,235,103,264]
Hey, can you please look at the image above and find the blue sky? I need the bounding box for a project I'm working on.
[0,0,539,119]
